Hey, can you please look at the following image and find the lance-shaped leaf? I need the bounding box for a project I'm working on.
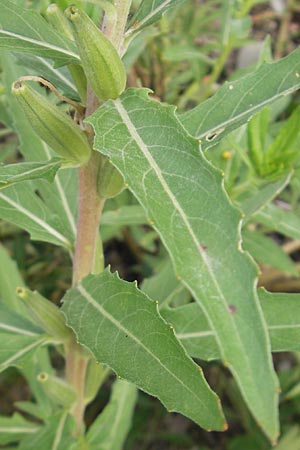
[179,48,300,149]
[18,411,76,450]
[0,0,79,66]
[0,159,62,190]
[14,54,80,101]
[127,0,186,34]
[62,270,226,431]
[0,183,72,249]
[0,413,40,446]
[86,379,137,450]
[162,290,300,360]
[0,303,47,372]
[87,88,279,441]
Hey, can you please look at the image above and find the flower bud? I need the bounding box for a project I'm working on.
[46,4,87,103]
[11,80,91,165]
[16,287,72,342]
[97,156,125,198]
[65,6,126,101]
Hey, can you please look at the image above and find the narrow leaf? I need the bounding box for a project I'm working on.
[87,88,279,440]
[87,379,137,450]
[0,183,72,249]
[0,159,62,189]
[18,411,76,450]
[62,270,226,431]
[101,205,147,226]
[0,413,40,446]
[179,49,300,149]
[127,0,186,34]
[254,203,300,240]
[162,290,300,359]
[0,0,79,65]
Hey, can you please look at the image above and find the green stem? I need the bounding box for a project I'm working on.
[103,0,132,50]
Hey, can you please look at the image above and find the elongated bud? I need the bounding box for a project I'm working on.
[16,287,72,342]
[46,3,74,40]
[65,6,126,101]
[97,156,125,198]
[46,4,87,103]
[37,372,76,408]
[11,80,91,165]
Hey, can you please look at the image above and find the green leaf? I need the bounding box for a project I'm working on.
[18,411,76,450]
[14,54,80,101]
[142,260,189,309]
[0,159,62,189]
[179,49,300,149]
[127,0,186,33]
[162,289,300,359]
[254,203,300,240]
[86,379,137,450]
[0,413,40,445]
[101,205,147,226]
[236,173,292,216]
[0,183,72,249]
[242,229,297,276]
[0,243,27,315]
[87,88,279,441]
[0,0,79,65]
[62,270,226,431]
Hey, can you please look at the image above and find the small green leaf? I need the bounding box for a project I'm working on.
[87,379,137,450]
[127,0,186,34]
[0,183,72,249]
[0,413,40,446]
[179,49,300,149]
[101,205,147,226]
[254,203,300,240]
[0,159,62,190]
[0,0,79,65]
[242,229,297,276]
[18,412,76,450]
[161,290,300,359]
[62,270,226,431]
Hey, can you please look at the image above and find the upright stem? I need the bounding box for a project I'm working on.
[65,0,131,434]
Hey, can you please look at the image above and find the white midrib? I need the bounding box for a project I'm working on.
[3,161,59,184]
[0,30,79,61]
[177,323,300,340]
[51,411,68,450]
[77,284,210,407]
[37,57,77,91]
[0,192,71,247]
[2,338,45,367]
[0,426,39,433]
[193,72,300,139]
[126,0,172,35]
[42,143,77,237]
[112,99,276,424]
[114,98,241,349]
[0,322,39,336]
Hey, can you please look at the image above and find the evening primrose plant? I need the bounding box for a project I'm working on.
[1,1,300,449]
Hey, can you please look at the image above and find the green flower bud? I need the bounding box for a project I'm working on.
[16,287,72,342]
[46,3,74,40]
[97,156,125,198]
[84,360,109,404]
[65,6,126,101]
[11,80,91,165]
[37,372,76,408]
[46,4,87,103]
